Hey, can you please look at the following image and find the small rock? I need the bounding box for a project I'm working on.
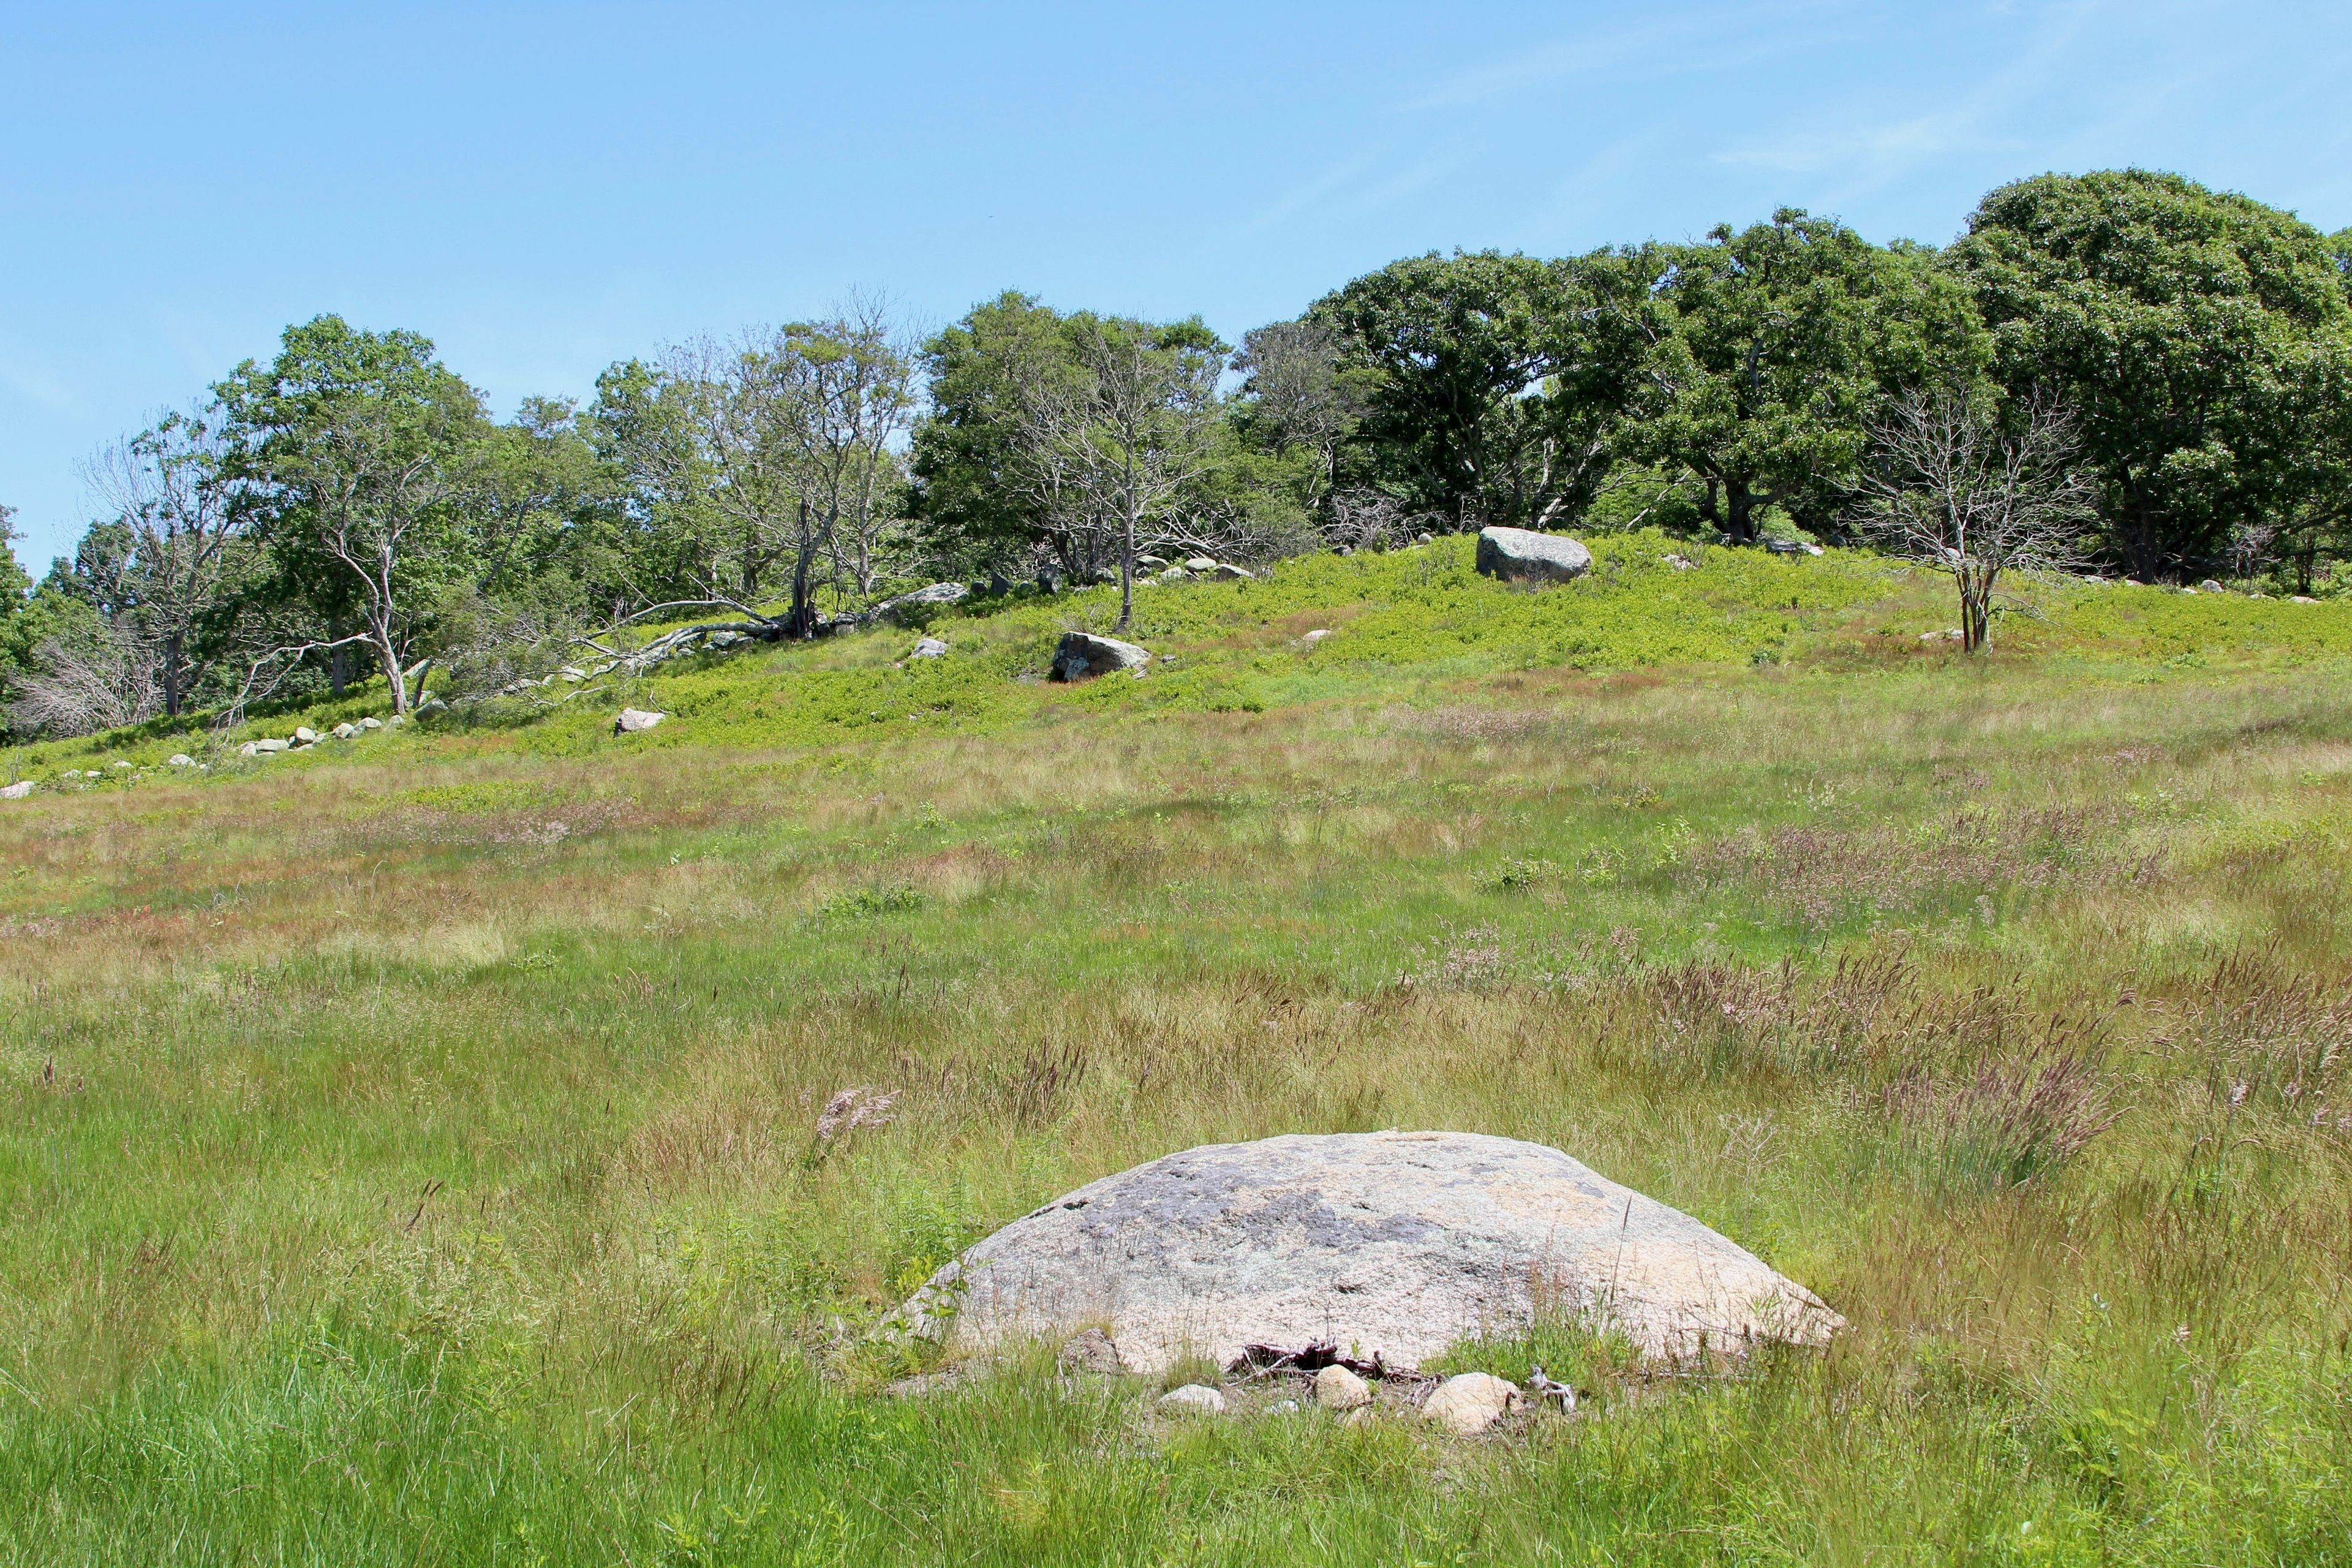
[359,717,383,731]
[415,698,447,715]
[1313,1365,1372,1411]
[110,760,132,770]
[1137,555,1169,570]
[1158,1384,1226,1415]
[1183,557,1217,573]
[292,727,318,744]
[251,737,290,754]
[1155,565,1189,583]
[1,780,32,799]
[2198,579,2225,593]
[2291,595,2320,604]
[1663,553,1697,570]
[1087,566,1118,585]
[1415,532,1434,545]
[332,723,357,740]
[167,754,194,767]
[910,637,949,660]
[1422,1373,1520,1436]
[1050,631,1151,682]
[1475,527,1591,584]
[706,630,745,649]
[1057,1327,1125,1376]
[1212,564,1254,581]
[614,708,665,735]
[1302,629,1333,644]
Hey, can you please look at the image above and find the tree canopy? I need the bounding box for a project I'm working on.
[1954,168,2352,577]
[10,168,2352,737]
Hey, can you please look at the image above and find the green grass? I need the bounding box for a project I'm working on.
[4,537,2352,1563]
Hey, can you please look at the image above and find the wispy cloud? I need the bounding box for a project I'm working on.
[1704,0,2102,214]
[1410,0,1849,111]
[0,352,84,418]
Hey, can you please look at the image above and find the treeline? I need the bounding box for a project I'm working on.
[5,167,2351,738]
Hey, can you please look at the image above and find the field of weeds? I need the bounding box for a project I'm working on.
[4,541,2352,1564]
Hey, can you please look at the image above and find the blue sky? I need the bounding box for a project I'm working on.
[4,0,2348,566]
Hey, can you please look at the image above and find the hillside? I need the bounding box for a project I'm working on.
[5,537,2352,1564]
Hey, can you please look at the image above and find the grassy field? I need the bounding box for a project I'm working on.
[4,535,2352,1564]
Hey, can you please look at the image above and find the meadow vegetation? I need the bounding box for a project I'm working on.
[4,542,2352,1562]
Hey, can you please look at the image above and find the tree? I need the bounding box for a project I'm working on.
[910,292,1088,576]
[1014,314,1227,630]
[71,408,249,716]
[1623,212,1988,544]
[216,317,487,714]
[1852,385,2095,650]
[1953,170,2352,579]
[1313,249,1653,532]
[1233,317,1362,514]
[594,307,918,639]
[912,298,1234,608]
[790,301,921,605]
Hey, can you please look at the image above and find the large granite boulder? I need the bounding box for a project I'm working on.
[896,1131,1842,1374]
[1050,631,1151,682]
[1476,527,1591,584]
[872,582,970,622]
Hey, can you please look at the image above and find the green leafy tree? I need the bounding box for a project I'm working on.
[910,292,1087,576]
[217,316,488,714]
[1622,212,1987,544]
[1953,170,2352,578]
[1313,249,1654,532]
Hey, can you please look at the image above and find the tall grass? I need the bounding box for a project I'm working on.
[2,544,2351,1562]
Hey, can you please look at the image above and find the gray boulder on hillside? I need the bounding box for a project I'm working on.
[896,1130,1843,1375]
[612,707,665,734]
[1475,527,1592,584]
[872,582,969,622]
[1050,631,1151,682]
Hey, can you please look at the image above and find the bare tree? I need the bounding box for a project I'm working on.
[1853,386,2095,650]
[9,628,162,736]
[1016,317,1225,630]
[799,297,920,603]
[599,305,918,645]
[77,409,246,716]
[1237,318,1359,511]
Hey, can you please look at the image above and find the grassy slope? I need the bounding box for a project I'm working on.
[3,533,2351,1564]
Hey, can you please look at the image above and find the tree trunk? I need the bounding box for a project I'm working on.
[375,629,409,715]
[1118,496,1136,632]
[1725,479,1760,545]
[163,632,185,718]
